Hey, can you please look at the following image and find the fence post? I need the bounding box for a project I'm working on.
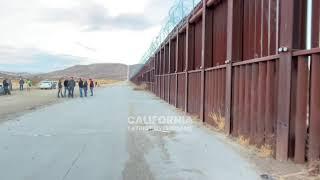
[156,52,159,96]
[175,29,179,108]
[184,22,190,112]
[309,2,320,162]
[162,46,165,100]
[154,54,156,95]
[276,0,306,161]
[225,0,243,135]
[200,0,207,122]
[168,40,171,103]
[159,47,162,98]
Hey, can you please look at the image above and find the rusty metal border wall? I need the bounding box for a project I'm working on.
[131,0,320,164]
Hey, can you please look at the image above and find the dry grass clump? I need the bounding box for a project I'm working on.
[236,137,273,158]
[208,112,225,131]
[133,83,148,91]
[189,114,199,120]
[237,136,250,146]
[258,144,274,158]
[308,161,320,177]
[94,79,120,87]
[97,79,120,86]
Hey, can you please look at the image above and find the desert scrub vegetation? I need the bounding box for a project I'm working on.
[258,144,273,158]
[208,111,225,131]
[133,83,148,91]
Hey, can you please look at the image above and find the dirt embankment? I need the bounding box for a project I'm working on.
[0,89,62,122]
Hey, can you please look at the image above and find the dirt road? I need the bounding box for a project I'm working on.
[0,89,62,121]
[0,82,260,180]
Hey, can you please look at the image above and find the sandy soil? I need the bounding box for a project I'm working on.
[0,89,63,122]
[0,80,122,122]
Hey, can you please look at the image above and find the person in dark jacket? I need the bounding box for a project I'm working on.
[19,78,25,91]
[78,78,84,97]
[2,79,10,95]
[63,79,69,98]
[57,79,63,98]
[89,79,94,96]
[67,77,76,98]
[83,79,88,97]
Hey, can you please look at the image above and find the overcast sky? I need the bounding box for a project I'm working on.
[0,0,172,72]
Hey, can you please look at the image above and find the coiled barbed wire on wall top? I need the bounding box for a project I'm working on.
[139,0,201,64]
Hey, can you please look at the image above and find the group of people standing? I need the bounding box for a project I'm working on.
[2,78,32,95]
[57,77,95,98]
[2,77,95,98]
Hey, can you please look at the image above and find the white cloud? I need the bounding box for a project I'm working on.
[0,0,172,72]
[0,46,37,64]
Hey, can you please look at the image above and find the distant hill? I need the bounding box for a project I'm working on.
[40,63,128,80]
[0,71,32,79]
[0,63,137,81]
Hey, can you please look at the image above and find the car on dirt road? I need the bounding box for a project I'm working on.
[39,80,55,90]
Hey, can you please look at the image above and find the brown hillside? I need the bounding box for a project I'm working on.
[41,63,128,80]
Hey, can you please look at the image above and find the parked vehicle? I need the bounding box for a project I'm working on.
[39,80,54,89]
[0,85,4,95]
[52,82,57,89]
